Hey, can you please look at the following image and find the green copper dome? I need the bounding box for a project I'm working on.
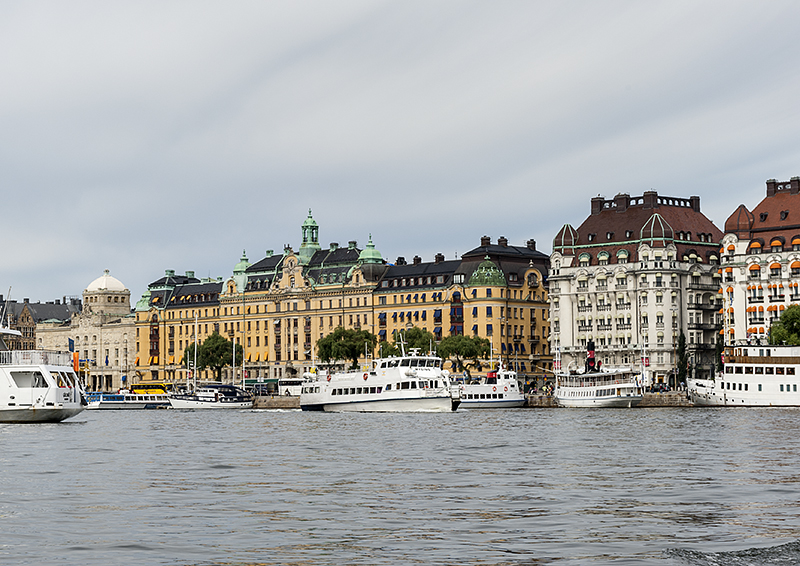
[358,234,383,264]
[469,256,505,286]
[234,250,251,274]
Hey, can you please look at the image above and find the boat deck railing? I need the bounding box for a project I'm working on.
[0,350,72,366]
[560,374,639,388]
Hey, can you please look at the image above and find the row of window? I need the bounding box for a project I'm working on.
[726,366,797,375]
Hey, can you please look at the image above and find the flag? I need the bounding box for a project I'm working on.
[68,338,74,352]
[105,355,109,366]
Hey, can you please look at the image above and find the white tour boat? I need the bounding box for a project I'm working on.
[459,360,526,409]
[277,375,310,396]
[688,344,800,406]
[0,328,86,422]
[168,383,254,409]
[555,341,644,408]
[300,349,461,412]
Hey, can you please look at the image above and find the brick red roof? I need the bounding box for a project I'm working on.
[724,182,800,248]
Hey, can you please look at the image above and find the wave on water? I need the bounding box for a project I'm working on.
[666,540,800,565]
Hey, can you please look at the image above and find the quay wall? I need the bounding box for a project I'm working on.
[525,392,692,408]
[254,396,300,409]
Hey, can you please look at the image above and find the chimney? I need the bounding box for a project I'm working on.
[348,240,357,250]
[591,196,604,215]
[24,298,29,303]
[498,236,508,247]
[613,193,630,213]
[791,177,800,195]
[396,256,407,266]
[689,196,700,212]
[480,235,491,247]
[266,249,273,256]
[329,242,339,251]
[642,191,658,209]
[413,256,422,265]
[186,271,195,278]
[527,239,536,251]
[165,269,175,277]
[434,253,445,264]
[767,179,778,197]
[55,299,60,305]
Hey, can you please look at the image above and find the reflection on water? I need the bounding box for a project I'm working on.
[1,408,799,565]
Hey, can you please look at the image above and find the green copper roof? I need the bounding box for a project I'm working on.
[301,208,318,228]
[358,234,383,264]
[468,256,505,286]
[234,250,251,274]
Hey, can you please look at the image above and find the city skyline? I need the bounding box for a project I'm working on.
[3,1,800,301]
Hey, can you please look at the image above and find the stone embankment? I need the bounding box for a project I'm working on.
[524,391,693,408]
[254,396,300,409]
[254,392,693,410]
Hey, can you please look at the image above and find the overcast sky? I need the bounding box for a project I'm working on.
[3,1,800,304]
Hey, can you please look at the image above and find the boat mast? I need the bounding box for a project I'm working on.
[193,312,198,391]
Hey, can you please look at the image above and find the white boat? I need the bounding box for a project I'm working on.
[554,341,644,408]
[300,349,461,412]
[86,391,170,409]
[688,344,800,406]
[459,361,526,409]
[169,383,254,409]
[277,376,309,396]
[0,328,86,422]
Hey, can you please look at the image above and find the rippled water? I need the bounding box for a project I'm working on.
[2,407,800,565]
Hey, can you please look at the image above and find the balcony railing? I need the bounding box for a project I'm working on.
[0,350,72,366]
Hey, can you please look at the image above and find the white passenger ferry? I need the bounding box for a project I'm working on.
[459,360,525,409]
[0,328,86,422]
[300,349,461,412]
[86,391,170,409]
[554,341,644,408]
[688,344,800,406]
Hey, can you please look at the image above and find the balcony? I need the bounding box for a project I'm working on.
[577,305,592,313]
[597,304,611,311]
[688,322,718,331]
[769,295,785,302]
[748,296,764,303]
[615,303,631,310]
[616,323,632,331]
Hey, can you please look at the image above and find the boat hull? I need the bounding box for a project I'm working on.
[459,398,525,409]
[301,395,457,412]
[168,397,253,409]
[688,377,800,407]
[555,395,642,408]
[0,405,84,423]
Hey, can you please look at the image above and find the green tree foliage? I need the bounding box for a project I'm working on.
[677,331,689,384]
[437,334,490,377]
[316,327,377,369]
[183,332,243,381]
[769,304,800,345]
[379,327,438,357]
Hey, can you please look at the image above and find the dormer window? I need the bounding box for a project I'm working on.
[781,210,789,220]
[625,230,633,238]
[606,232,614,240]
[760,212,768,222]
[587,233,596,242]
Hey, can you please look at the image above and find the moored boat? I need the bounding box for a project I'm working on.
[168,383,254,409]
[688,344,800,406]
[86,391,170,409]
[0,328,86,422]
[554,340,643,408]
[300,349,460,412]
[459,360,525,409]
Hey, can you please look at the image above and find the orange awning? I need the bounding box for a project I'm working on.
[728,307,734,313]
[135,357,139,365]
[759,327,765,333]
[725,267,733,273]
[793,238,800,246]
[726,286,734,293]
[780,305,786,310]
[758,306,764,312]
[729,328,735,334]
[771,240,783,247]
[767,305,777,311]
[727,244,736,251]
[749,264,761,271]
[749,241,761,248]
[792,261,800,269]
[169,355,174,364]
[770,262,782,269]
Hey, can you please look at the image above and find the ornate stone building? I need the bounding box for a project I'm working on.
[549,191,722,386]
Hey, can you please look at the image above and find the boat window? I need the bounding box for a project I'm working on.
[400,359,410,367]
[794,385,798,392]
[410,381,417,389]
[410,359,419,367]
[788,368,796,375]
[725,367,733,374]
[385,384,391,391]
[766,367,774,375]
[738,384,742,391]
[758,384,762,391]
[781,384,784,392]
[745,367,753,374]
[401,382,410,390]
[10,370,47,388]
[755,367,764,374]
[735,367,743,374]
[744,384,748,391]
[777,367,785,375]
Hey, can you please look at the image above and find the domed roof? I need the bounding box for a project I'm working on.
[640,213,674,246]
[302,209,318,228]
[86,269,127,292]
[553,224,578,250]
[358,234,383,264]
[234,250,251,274]
[469,256,505,286]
